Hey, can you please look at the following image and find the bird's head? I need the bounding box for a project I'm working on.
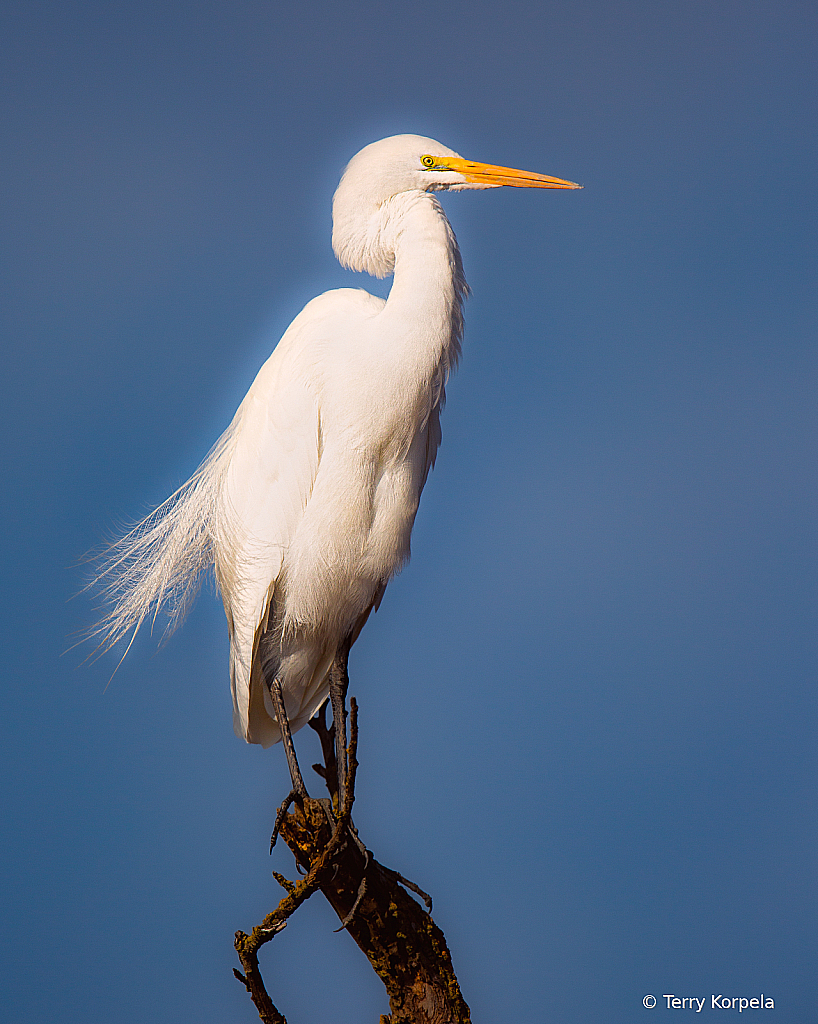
[332,134,580,276]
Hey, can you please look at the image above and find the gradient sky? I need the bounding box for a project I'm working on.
[2,2,816,1022]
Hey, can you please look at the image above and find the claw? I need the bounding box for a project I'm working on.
[270,788,301,852]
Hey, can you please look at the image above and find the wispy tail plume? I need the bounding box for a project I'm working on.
[89,423,238,660]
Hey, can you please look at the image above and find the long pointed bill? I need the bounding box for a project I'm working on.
[445,157,581,189]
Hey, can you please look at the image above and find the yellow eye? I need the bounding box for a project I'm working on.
[421,155,435,168]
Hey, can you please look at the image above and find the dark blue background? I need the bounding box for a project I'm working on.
[2,2,815,1021]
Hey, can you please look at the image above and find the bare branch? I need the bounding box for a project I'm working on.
[234,691,470,1024]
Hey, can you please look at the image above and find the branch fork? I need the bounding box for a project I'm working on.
[234,693,470,1024]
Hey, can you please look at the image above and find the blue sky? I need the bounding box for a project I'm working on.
[2,2,816,1021]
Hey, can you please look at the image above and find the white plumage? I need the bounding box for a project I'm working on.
[96,134,579,748]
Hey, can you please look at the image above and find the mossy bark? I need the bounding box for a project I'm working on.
[278,799,471,1024]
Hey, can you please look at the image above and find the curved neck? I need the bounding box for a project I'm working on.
[382,193,467,368]
[332,189,468,372]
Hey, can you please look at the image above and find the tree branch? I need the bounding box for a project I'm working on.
[234,696,471,1023]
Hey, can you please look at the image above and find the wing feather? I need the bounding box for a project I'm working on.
[221,289,384,744]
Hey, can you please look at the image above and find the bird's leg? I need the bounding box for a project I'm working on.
[328,637,352,813]
[269,676,308,799]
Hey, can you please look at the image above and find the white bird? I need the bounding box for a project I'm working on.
[97,134,579,789]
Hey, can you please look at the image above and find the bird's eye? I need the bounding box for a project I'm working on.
[421,155,436,168]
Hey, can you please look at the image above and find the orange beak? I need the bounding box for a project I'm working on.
[445,157,581,189]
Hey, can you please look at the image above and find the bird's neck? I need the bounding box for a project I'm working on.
[332,189,467,373]
[382,192,467,369]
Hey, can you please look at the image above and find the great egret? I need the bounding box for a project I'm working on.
[98,134,580,791]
